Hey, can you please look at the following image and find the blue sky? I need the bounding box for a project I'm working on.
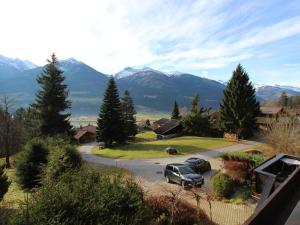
[0,0,300,86]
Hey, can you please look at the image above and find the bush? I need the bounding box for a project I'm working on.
[45,145,82,180]
[15,139,48,190]
[10,168,151,225]
[220,152,265,167]
[212,173,234,198]
[0,164,10,201]
[147,195,216,225]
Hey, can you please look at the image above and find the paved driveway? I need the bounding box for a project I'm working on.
[78,140,259,183]
[78,141,259,225]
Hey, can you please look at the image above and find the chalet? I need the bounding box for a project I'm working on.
[152,118,170,130]
[152,118,181,139]
[74,125,97,144]
[256,106,285,130]
[260,106,285,117]
[245,154,300,225]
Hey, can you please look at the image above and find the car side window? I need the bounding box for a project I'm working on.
[166,165,172,171]
[174,168,180,174]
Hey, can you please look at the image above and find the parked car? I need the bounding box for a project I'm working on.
[165,147,178,155]
[184,157,211,173]
[164,163,204,188]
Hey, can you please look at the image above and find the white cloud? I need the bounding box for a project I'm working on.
[0,0,299,77]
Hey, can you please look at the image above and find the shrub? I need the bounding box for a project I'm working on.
[0,164,10,201]
[10,168,151,225]
[147,195,216,225]
[15,139,48,190]
[220,152,265,167]
[212,173,234,198]
[45,145,82,180]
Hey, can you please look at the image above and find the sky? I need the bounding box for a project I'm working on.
[0,0,300,86]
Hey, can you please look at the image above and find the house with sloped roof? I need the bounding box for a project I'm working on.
[74,125,97,144]
[153,118,182,139]
[260,106,285,117]
[256,106,286,130]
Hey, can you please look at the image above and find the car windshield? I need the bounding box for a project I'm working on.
[178,166,195,174]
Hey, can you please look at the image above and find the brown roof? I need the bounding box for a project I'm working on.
[210,111,221,120]
[154,119,181,135]
[74,130,88,140]
[74,125,96,140]
[260,107,283,115]
[78,125,96,133]
[153,118,170,126]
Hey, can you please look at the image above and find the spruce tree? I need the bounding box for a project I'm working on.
[279,92,288,107]
[171,100,180,119]
[0,164,10,201]
[121,90,137,137]
[34,53,72,136]
[191,94,200,113]
[97,78,126,147]
[220,64,260,138]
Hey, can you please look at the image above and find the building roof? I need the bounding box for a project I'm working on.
[153,118,170,126]
[260,107,283,115]
[154,119,181,135]
[74,130,88,140]
[74,125,96,140]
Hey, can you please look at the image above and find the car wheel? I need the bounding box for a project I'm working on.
[166,176,170,183]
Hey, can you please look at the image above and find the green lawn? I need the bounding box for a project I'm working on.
[92,133,235,159]
[0,157,25,209]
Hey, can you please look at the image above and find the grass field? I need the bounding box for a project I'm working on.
[92,132,235,159]
[0,157,25,209]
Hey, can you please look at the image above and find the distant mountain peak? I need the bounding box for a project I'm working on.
[114,66,164,79]
[60,57,83,65]
[0,54,37,71]
[167,71,184,76]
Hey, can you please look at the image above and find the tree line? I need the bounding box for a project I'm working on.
[170,64,260,139]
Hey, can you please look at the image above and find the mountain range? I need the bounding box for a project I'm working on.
[0,55,299,116]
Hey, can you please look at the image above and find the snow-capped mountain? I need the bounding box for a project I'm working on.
[114,67,164,79]
[0,55,37,71]
[274,85,300,93]
[255,84,300,100]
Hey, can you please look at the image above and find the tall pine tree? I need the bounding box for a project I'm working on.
[278,91,288,107]
[34,53,72,136]
[220,64,260,138]
[121,90,137,137]
[97,78,126,147]
[171,100,180,119]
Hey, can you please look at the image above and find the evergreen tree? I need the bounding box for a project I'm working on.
[220,64,260,138]
[182,95,211,136]
[97,78,126,147]
[171,100,180,119]
[0,164,10,201]
[34,53,72,136]
[191,94,200,113]
[121,90,138,137]
[278,91,288,107]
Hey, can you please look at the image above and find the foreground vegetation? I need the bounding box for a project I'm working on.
[92,133,234,159]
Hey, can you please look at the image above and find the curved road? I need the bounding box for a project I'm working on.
[78,140,259,182]
[78,141,259,225]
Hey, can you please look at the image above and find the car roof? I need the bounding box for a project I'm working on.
[186,157,204,161]
[166,163,186,167]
